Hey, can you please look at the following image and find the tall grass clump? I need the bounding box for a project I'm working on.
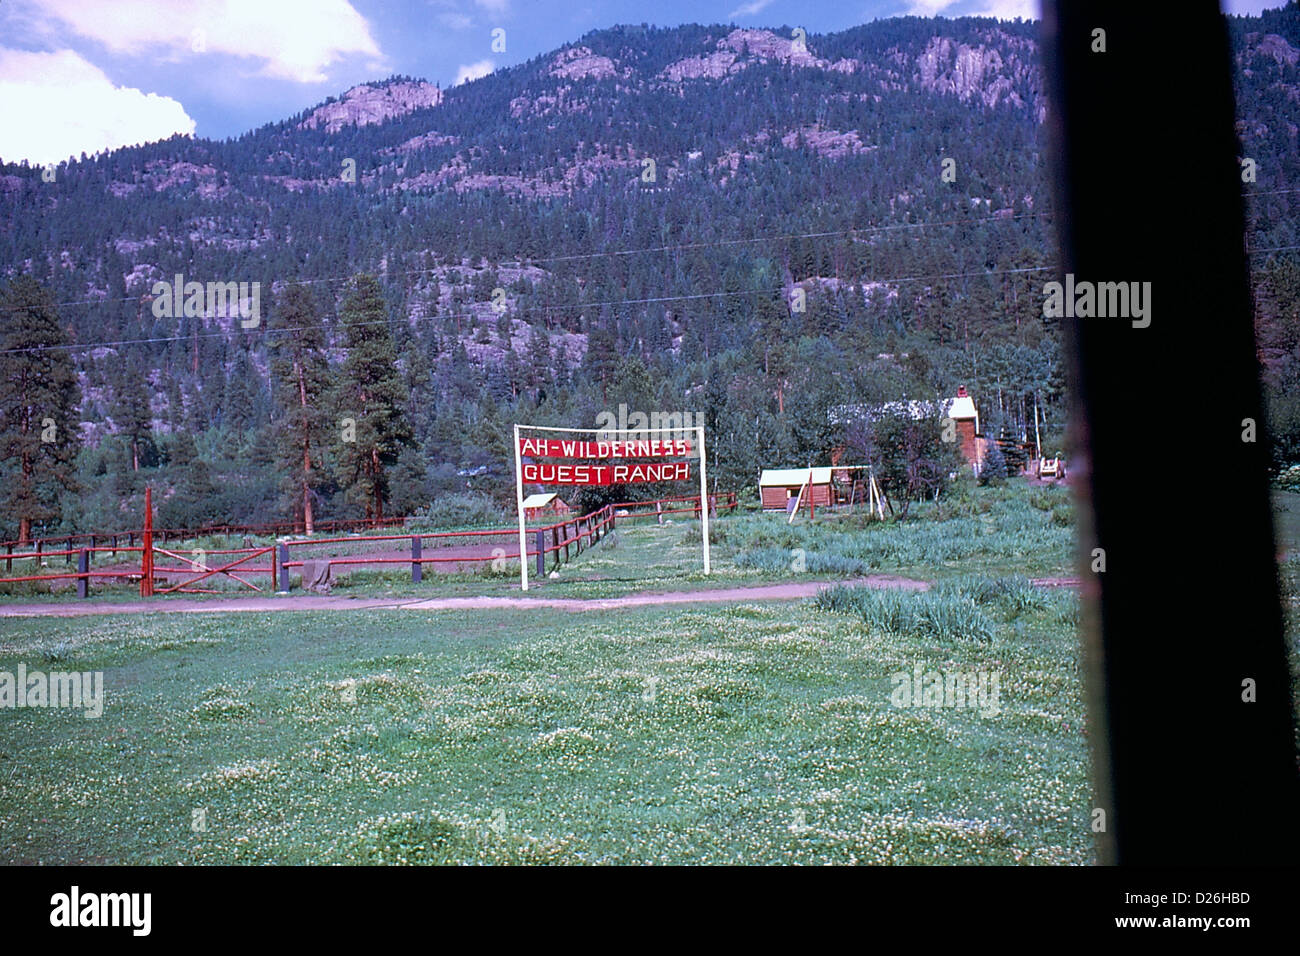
[938,575,1048,621]
[814,585,995,643]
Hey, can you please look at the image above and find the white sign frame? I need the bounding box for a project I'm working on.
[513,423,709,591]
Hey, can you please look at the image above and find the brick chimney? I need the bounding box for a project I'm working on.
[957,385,968,397]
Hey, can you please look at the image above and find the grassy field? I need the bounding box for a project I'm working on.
[0,480,1096,864]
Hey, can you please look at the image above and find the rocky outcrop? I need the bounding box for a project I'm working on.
[914,36,1038,110]
[779,126,873,159]
[661,28,858,82]
[549,46,621,81]
[1241,32,1300,69]
[298,80,443,133]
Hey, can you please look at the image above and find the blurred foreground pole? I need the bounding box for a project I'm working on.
[1042,2,1299,863]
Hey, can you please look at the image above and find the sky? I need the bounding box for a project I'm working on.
[0,0,1290,166]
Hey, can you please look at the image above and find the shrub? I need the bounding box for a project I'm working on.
[979,442,1008,486]
[404,493,506,531]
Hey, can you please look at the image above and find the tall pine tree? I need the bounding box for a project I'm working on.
[336,275,413,520]
[0,277,81,542]
[268,283,333,533]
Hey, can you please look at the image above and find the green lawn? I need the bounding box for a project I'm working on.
[0,480,1095,864]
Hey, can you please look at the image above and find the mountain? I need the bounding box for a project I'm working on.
[1,10,1298,533]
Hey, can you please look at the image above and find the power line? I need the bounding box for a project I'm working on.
[0,265,1058,357]
[0,209,1051,314]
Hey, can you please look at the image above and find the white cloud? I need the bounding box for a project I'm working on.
[474,0,511,13]
[455,59,495,85]
[730,0,776,17]
[906,0,959,14]
[907,0,1039,18]
[0,48,195,165]
[969,0,1039,20]
[32,0,383,83]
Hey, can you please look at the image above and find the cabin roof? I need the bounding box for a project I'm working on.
[760,467,834,487]
[522,493,561,508]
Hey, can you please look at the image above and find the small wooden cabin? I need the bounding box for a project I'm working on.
[759,468,834,512]
[522,493,571,520]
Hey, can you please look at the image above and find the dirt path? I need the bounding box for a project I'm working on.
[0,575,930,618]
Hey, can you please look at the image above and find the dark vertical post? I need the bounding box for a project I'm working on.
[5,543,10,572]
[1043,1,1299,864]
[277,543,290,593]
[66,537,72,564]
[77,549,88,599]
[535,529,545,577]
[411,535,422,584]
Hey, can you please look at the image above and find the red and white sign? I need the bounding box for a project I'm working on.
[512,423,710,592]
[521,461,691,485]
[519,437,693,459]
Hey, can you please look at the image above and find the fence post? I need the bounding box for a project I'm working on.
[277,543,291,593]
[36,540,42,563]
[66,537,73,565]
[535,529,545,578]
[5,543,10,572]
[77,548,89,599]
[411,535,422,584]
[557,525,564,564]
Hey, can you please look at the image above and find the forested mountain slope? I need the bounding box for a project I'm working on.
[1,9,1297,533]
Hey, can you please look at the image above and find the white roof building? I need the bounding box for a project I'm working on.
[759,467,834,487]
[828,389,980,433]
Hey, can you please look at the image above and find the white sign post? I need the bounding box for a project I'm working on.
[697,424,710,575]
[513,423,529,591]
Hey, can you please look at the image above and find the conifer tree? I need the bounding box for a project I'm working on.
[0,277,81,542]
[114,359,153,472]
[268,284,333,533]
[336,275,413,520]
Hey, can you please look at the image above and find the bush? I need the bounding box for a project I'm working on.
[404,493,506,531]
[979,442,1008,486]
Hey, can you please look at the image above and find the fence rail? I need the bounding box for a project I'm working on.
[0,493,739,598]
[0,515,408,553]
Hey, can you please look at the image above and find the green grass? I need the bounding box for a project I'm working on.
[723,481,1074,582]
[0,480,1095,864]
[0,589,1092,865]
